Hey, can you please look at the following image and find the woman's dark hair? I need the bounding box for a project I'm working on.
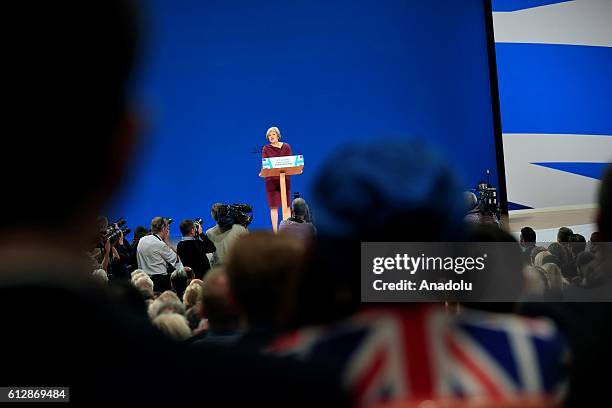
[133,226,148,240]
[568,233,587,257]
[576,251,595,270]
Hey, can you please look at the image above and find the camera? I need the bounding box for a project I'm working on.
[114,218,127,229]
[194,218,204,237]
[105,226,131,244]
[217,203,253,229]
[103,218,131,244]
[470,170,500,221]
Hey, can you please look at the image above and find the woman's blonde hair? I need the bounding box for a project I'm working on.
[534,250,551,267]
[541,262,563,293]
[183,280,204,310]
[266,126,281,141]
[152,313,192,341]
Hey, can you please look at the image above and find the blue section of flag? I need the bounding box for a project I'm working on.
[492,0,572,12]
[532,162,610,180]
[531,335,567,393]
[311,327,368,364]
[495,43,612,136]
[457,324,521,387]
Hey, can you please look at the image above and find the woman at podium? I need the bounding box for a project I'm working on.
[262,126,292,232]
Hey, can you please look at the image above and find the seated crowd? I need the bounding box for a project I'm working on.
[520,227,604,295]
[87,141,611,407]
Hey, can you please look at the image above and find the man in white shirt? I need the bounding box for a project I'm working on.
[137,217,182,292]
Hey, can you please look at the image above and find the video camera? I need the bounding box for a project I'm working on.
[217,203,253,229]
[103,218,132,244]
[470,170,500,220]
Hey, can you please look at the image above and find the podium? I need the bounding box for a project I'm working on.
[259,155,304,221]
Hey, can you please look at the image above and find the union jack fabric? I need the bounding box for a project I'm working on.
[267,305,568,406]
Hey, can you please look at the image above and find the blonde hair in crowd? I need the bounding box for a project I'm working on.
[152,313,192,341]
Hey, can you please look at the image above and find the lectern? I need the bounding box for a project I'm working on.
[259,155,304,221]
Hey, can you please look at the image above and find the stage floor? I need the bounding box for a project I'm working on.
[502,207,597,241]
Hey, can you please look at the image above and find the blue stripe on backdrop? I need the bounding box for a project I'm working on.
[531,162,610,180]
[508,201,533,210]
[491,0,572,12]
[495,43,612,136]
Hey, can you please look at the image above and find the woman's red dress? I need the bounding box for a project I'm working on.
[262,142,292,208]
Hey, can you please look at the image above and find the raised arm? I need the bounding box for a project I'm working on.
[199,235,217,253]
[159,243,182,269]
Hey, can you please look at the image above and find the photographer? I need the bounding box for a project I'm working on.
[464,191,500,226]
[279,197,317,242]
[177,219,216,279]
[98,217,133,281]
[89,216,118,272]
[108,228,132,280]
[137,217,182,292]
[206,203,249,266]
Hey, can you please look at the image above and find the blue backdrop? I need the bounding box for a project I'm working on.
[108,0,499,236]
[491,0,612,210]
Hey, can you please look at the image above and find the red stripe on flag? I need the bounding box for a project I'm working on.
[445,333,504,400]
[399,307,434,398]
[267,331,303,353]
